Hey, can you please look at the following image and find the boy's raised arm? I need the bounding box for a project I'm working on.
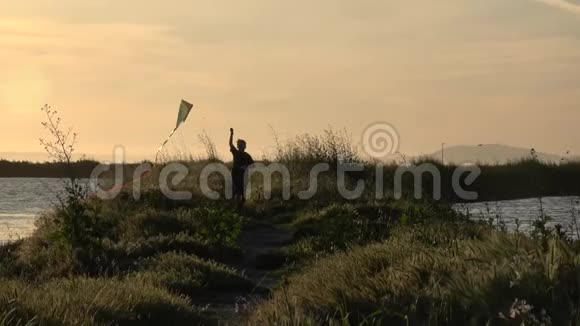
[229,128,236,152]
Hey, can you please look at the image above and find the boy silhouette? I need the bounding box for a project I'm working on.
[229,128,254,210]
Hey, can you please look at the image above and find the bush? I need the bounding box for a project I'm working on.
[13,230,74,280]
[0,241,22,278]
[8,204,245,280]
[188,207,243,251]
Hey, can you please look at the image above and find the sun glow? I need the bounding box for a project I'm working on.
[0,66,50,114]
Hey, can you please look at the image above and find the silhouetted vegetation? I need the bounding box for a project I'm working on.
[467,159,580,201]
[0,159,100,178]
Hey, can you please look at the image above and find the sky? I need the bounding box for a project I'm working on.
[0,0,579,162]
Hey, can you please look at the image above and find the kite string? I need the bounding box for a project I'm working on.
[155,126,179,164]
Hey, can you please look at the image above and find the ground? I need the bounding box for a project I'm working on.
[204,217,295,324]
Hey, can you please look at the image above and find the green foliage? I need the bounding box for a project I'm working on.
[0,241,23,279]
[188,206,243,250]
[287,201,460,261]
[3,201,245,280]
[12,208,122,279]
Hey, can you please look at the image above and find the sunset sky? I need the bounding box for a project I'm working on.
[1,0,579,162]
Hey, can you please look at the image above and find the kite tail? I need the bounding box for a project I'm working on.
[91,99,193,199]
[155,126,179,164]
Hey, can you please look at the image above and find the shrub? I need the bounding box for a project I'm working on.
[0,241,22,278]
[188,207,243,251]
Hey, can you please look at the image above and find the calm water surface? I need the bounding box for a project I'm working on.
[0,178,68,242]
[454,196,580,236]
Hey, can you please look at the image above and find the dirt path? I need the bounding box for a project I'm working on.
[204,220,295,325]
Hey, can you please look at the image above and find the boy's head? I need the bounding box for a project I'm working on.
[237,139,247,152]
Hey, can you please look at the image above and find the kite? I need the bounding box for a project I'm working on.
[155,99,194,162]
[175,99,194,129]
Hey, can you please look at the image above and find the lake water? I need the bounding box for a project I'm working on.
[1,178,579,242]
[0,178,67,242]
[454,196,580,236]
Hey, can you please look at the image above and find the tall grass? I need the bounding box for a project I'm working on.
[272,128,360,166]
[0,277,202,325]
[145,128,580,206]
[251,222,580,325]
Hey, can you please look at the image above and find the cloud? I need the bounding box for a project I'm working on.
[534,0,580,14]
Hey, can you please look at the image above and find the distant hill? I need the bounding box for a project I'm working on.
[429,144,576,165]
